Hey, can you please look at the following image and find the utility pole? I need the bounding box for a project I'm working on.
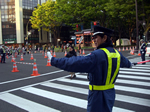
[135,0,139,50]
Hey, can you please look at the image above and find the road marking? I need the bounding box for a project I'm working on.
[119,71,150,76]
[21,87,135,112]
[75,74,150,85]
[22,87,87,109]
[0,93,61,112]
[41,82,88,94]
[118,74,150,81]
[0,75,69,95]
[0,70,64,85]
[116,94,150,107]
[58,78,150,95]
[120,68,150,72]
[40,80,150,107]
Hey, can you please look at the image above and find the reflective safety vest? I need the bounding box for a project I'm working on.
[2,48,5,53]
[89,48,120,91]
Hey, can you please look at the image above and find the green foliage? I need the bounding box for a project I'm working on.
[30,0,61,32]
[30,0,150,40]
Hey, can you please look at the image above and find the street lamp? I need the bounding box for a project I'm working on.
[57,39,60,47]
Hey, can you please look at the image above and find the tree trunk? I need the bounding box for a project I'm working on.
[119,32,121,46]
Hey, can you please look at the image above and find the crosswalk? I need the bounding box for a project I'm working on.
[0,60,150,112]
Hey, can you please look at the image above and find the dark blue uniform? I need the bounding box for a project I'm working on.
[140,43,146,64]
[1,47,6,63]
[51,47,131,112]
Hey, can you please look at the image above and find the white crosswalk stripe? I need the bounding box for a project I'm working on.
[0,58,150,112]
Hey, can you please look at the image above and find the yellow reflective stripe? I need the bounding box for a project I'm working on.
[100,48,112,85]
[110,50,120,84]
[2,48,5,53]
[89,84,114,91]
[100,48,120,85]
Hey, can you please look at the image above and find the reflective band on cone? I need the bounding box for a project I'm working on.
[12,61,19,72]
[30,54,34,60]
[46,58,51,66]
[53,52,56,57]
[64,51,67,56]
[11,55,15,62]
[82,49,85,55]
[20,54,24,61]
[44,52,48,58]
[31,62,40,76]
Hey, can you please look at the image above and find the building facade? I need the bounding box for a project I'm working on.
[0,0,50,48]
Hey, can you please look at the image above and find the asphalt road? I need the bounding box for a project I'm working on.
[0,49,150,112]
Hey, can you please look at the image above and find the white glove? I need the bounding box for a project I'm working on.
[47,51,52,60]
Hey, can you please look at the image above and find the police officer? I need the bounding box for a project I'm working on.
[140,39,146,64]
[1,45,6,63]
[47,25,132,112]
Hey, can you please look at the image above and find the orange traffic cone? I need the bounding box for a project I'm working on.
[126,47,128,51]
[64,51,67,56]
[20,54,24,61]
[46,58,51,66]
[44,52,48,58]
[12,60,19,72]
[15,52,17,58]
[130,50,133,55]
[131,49,135,55]
[122,47,125,51]
[119,48,121,51]
[82,49,85,55]
[6,55,8,59]
[34,51,36,53]
[130,49,134,55]
[51,50,53,56]
[138,50,141,56]
[31,59,40,76]
[132,47,135,50]
[11,55,15,62]
[53,52,56,57]
[30,53,34,60]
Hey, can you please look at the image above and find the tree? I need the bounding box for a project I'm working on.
[30,0,62,45]
[55,0,110,30]
[104,0,136,46]
[138,0,150,40]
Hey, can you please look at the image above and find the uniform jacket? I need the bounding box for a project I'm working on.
[51,41,131,112]
[140,43,146,54]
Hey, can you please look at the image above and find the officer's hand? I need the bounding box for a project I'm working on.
[131,62,137,66]
[47,51,52,60]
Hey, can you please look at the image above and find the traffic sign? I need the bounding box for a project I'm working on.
[79,36,83,44]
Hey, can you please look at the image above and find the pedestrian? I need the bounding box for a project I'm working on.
[1,45,6,63]
[47,25,132,112]
[61,44,64,52]
[140,39,146,64]
[65,44,67,51]
[66,45,77,79]
[78,43,81,53]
